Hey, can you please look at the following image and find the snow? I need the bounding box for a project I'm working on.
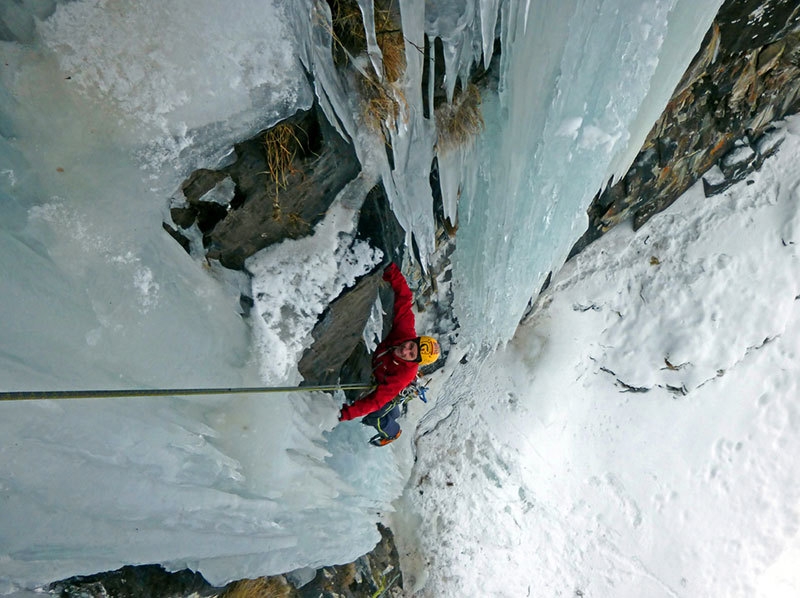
[247,173,383,384]
[37,0,305,152]
[393,115,800,597]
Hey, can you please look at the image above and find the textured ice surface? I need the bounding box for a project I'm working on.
[450,0,724,346]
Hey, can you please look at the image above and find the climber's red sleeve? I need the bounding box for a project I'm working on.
[339,363,418,420]
[382,263,416,345]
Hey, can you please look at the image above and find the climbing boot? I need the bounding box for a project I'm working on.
[369,429,402,447]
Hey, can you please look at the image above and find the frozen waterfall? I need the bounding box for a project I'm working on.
[449,0,723,344]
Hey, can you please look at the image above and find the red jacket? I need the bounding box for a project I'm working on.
[339,263,419,420]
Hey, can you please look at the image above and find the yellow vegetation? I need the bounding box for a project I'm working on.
[328,0,406,82]
[435,83,484,151]
[373,6,405,83]
[328,0,366,67]
[263,123,306,218]
[264,124,302,195]
[364,89,400,133]
[220,576,294,598]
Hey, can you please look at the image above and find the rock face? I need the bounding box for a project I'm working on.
[292,523,403,598]
[296,179,458,389]
[166,107,361,270]
[48,565,217,598]
[49,524,403,598]
[570,0,800,257]
[297,268,386,387]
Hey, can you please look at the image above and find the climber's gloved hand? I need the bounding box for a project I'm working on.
[338,404,353,421]
[383,262,400,281]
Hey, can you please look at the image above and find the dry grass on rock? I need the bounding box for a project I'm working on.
[220,575,295,598]
[327,0,406,83]
[374,6,405,83]
[435,83,484,151]
[264,124,301,195]
[363,86,403,136]
[329,0,367,64]
[263,123,305,218]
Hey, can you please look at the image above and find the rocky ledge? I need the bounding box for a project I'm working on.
[50,524,402,598]
[570,0,800,257]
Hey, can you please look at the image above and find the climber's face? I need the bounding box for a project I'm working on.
[394,340,419,362]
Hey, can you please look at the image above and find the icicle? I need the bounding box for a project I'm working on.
[437,148,460,227]
[291,1,352,143]
[427,33,436,116]
[357,0,385,81]
[382,0,437,269]
[479,0,500,68]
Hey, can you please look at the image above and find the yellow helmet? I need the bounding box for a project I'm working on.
[417,336,441,366]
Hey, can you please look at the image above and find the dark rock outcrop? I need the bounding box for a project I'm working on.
[294,523,403,598]
[298,268,386,387]
[48,565,217,598]
[356,184,409,266]
[167,106,361,269]
[570,0,800,257]
[47,524,402,598]
[297,179,459,388]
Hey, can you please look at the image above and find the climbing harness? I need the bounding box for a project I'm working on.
[365,378,430,447]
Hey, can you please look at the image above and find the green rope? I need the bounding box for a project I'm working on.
[0,383,375,402]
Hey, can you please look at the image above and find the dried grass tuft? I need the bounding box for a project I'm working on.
[264,124,300,192]
[220,576,294,598]
[374,8,405,83]
[377,31,406,83]
[328,0,367,64]
[263,123,303,218]
[435,83,484,151]
[338,563,357,588]
[327,0,406,83]
[362,5,407,140]
[364,90,400,133]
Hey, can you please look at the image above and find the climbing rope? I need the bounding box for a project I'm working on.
[0,383,375,402]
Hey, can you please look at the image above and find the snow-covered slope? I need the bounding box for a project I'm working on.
[395,116,800,597]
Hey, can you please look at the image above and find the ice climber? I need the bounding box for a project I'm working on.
[338,262,440,446]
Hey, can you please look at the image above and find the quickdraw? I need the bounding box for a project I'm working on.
[398,378,429,416]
